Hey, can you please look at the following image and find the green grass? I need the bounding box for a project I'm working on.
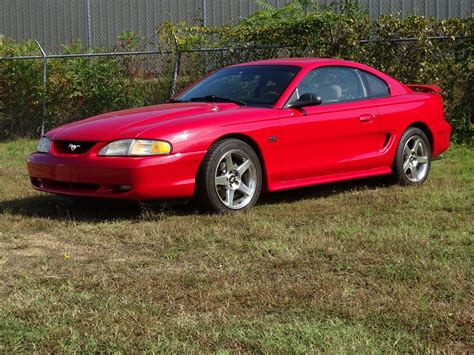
[0,139,472,352]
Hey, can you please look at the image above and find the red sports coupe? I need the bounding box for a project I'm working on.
[28,58,452,212]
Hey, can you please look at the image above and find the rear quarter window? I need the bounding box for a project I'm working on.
[362,71,390,98]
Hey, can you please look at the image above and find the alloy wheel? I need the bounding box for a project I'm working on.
[214,149,257,209]
[402,135,429,182]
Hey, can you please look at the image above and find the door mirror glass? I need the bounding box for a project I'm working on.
[288,93,322,109]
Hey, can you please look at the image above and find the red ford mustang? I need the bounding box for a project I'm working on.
[28,58,452,212]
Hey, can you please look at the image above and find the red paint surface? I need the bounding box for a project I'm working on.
[28,58,452,199]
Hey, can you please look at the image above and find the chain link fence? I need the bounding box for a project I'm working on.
[0,0,472,140]
[0,47,176,138]
[1,35,472,140]
[0,0,472,53]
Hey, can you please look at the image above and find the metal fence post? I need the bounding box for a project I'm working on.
[201,0,207,26]
[170,32,181,98]
[170,51,181,98]
[86,0,92,49]
[35,41,47,137]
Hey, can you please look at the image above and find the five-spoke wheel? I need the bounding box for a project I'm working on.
[393,127,431,185]
[196,139,262,213]
[214,149,258,209]
[402,135,429,182]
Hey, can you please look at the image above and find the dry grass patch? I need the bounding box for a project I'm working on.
[0,139,472,352]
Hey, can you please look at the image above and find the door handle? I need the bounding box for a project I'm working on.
[359,114,375,122]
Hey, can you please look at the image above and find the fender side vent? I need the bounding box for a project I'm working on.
[383,133,391,148]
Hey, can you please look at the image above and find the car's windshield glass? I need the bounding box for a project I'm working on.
[176,65,301,107]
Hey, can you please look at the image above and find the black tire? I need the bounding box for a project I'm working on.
[392,127,431,185]
[195,139,263,213]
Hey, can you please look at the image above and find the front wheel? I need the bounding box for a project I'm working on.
[392,127,431,185]
[195,139,262,213]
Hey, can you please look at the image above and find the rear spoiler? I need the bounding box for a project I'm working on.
[406,84,441,94]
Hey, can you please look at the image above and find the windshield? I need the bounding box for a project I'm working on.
[176,65,301,107]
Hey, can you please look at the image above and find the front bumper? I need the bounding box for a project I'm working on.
[27,150,206,199]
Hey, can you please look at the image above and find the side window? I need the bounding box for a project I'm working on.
[290,66,368,105]
[363,71,390,98]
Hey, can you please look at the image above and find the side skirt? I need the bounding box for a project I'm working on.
[268,167,392,192]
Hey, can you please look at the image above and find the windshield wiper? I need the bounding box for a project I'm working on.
[167,98,183,103]
[189,95,247,107]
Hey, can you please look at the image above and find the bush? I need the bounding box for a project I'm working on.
[0,40,44,138]
[0,40,174,138]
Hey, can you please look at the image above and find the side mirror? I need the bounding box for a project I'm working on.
[288,93,322,109]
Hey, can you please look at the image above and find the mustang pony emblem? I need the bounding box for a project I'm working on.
[68,143,81,152]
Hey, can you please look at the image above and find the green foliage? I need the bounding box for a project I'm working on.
[158,2,473,143]
[45,42,142,129]
[0,40,173,138]
[0,40,44,137]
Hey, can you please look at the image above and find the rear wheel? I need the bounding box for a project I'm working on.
[392,127,431,185]
[195,139,262,213]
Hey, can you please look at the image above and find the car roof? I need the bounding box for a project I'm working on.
[226,57,409,97]
[228,58,356,68]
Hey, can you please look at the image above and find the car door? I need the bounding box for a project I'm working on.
[279,66,381,181]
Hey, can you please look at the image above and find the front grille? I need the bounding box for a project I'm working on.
[54,141,96,154]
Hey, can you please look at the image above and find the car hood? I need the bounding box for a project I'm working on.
[48,102,256,141]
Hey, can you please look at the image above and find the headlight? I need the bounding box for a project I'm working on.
[37,137,51,153]
[98,139,172,156]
